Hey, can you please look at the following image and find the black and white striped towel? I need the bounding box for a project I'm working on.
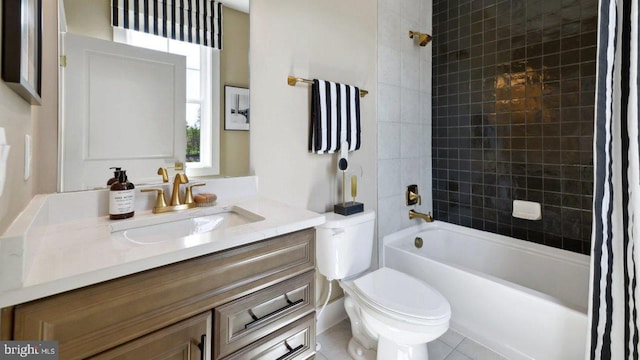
[310,79,361,154]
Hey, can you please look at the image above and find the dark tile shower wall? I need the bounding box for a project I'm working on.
[431,0,598,255]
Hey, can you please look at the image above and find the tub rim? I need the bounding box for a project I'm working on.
[384,238,589,315]
[381,221,590,314]
[382,221,590,268]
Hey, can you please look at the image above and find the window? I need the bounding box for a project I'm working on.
[114,28,220,176]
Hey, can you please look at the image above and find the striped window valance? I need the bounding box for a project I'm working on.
[111,0,223,49]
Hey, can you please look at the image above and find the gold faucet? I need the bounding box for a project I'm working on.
[157,167,169,183]
[141,169,205,213]
[170,173,189,206]
[409,209,434,222]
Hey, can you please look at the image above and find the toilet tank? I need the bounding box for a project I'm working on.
[315,210,375,280]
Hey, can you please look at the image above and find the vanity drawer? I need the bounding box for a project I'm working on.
[214,270,315,359]
[223,312,315,360]
[88,311,210,360]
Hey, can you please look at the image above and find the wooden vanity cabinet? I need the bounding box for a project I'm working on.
[2,228,316,360]
[89,312,211,360]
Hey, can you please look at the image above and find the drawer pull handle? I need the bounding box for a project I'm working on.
[244,296,304,329]
[197,334,206,360]
[275,340,304,360]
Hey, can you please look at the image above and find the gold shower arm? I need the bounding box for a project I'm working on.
[409,31,432,46]
[287,76,369,97]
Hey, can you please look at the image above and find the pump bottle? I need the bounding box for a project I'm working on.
[107,167,122,186]
[109,170,135,220]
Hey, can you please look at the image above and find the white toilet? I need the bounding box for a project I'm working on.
[316,210,451,360]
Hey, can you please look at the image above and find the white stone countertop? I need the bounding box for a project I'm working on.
[0,178,325,308]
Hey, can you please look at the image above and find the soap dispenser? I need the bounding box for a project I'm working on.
[107,167,122,186]
[109,170,135,220]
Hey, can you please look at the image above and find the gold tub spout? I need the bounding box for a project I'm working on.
[409,209,434,222]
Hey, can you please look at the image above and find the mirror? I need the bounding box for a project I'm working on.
[58,0,249,191]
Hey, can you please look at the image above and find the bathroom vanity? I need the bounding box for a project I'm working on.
[0,177,324,359]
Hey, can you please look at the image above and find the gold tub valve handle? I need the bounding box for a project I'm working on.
[406,184,422,206]
[408,191,422,205]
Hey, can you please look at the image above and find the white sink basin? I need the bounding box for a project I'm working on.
[118,206,264,244]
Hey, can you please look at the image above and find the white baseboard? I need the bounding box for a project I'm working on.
[316,297,347,335]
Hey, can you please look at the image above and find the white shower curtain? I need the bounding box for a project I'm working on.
[587,0,640,357]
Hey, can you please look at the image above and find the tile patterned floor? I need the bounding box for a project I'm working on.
[315,320,509,360]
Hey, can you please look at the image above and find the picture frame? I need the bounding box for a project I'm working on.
[2,0,43,105]
[224,86,250,131]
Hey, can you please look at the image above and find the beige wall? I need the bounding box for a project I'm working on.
[219,8,250,177]
[33,0,60,195]
[0,0,58,233]
[250,1,378,303]
[64,0,112,41]
[250,0,377,213]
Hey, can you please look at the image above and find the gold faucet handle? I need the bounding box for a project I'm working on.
[184,183,206,205]
[408,191,422,205]
[141,188,168,213]
[406,185,421,206]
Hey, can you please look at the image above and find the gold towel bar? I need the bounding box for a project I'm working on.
[287,76,368,97]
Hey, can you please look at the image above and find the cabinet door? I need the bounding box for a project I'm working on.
[89,312,210,360]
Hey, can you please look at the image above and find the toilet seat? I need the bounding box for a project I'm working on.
[350,267,450,324]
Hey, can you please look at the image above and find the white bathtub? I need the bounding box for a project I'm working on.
[382,221,590,360]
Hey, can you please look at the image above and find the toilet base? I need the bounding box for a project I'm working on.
[340,282,443,360]
[345,336,431,360]
[347,337,377,360]
[377,336,428,360]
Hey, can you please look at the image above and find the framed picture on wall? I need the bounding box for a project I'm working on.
[224,86,250,131]
[1,0,43,105]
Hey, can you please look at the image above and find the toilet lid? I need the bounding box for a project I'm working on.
[353,268,450,320]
